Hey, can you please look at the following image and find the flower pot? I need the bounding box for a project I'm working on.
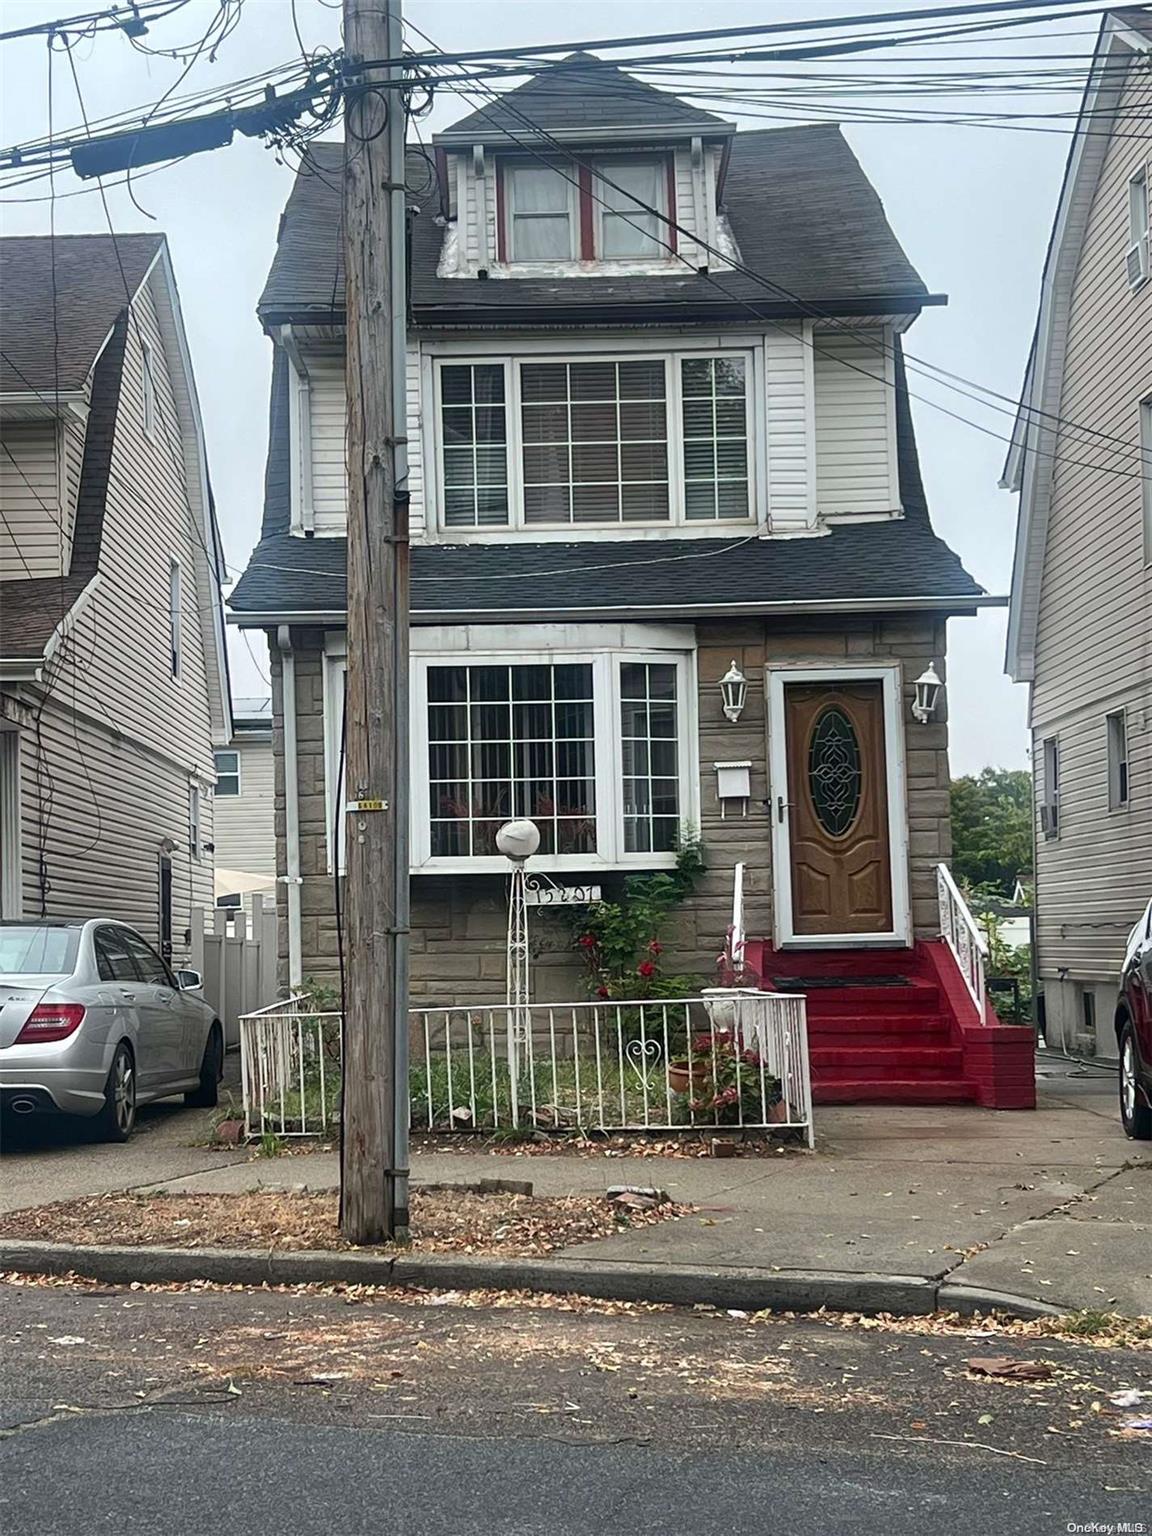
[667,1060,710,1096]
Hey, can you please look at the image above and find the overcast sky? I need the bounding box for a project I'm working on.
[1,0,1090,774]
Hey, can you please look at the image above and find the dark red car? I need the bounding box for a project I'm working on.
[1118,897,1152,1140]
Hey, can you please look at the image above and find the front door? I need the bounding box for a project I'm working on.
[769,670,909,946]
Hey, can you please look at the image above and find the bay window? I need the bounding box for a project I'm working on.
[435,350,753,531]
[325,638,696,872]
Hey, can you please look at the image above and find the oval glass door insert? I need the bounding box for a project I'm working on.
[807,706,862,837]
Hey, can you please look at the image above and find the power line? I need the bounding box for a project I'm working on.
[0,0,190,45]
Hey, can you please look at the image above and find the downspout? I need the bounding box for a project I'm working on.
[277,625,304,990]
[389,0,412,1224]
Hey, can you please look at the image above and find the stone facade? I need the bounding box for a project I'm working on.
[269,613,952,1002]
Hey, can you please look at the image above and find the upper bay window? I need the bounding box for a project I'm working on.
[501,155,670,264]
[436,352,751,532]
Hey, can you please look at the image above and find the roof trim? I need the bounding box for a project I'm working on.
[1003,13,1151,682]
[229,592,1001,627]
[0,574,101,681]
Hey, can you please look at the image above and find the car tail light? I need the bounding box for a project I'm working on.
[14,1003,86,1044]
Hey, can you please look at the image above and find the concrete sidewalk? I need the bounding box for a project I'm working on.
[113,1055,1151,1317]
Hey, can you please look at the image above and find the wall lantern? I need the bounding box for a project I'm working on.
[911,662,943,725]
[719,659,748,723]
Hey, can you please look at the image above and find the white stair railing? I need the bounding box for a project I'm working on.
[936,863,988,1017]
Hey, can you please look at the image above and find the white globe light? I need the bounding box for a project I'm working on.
[496,819,541,861]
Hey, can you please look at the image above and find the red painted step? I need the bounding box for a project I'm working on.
[806,1014,952,1043]
[813,1078,979,1105]
[810,1046,964,1074]
[793,985,941,1016]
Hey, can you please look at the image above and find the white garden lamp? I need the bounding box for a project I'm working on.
[911,662,943,724]
[496,819,540,1118]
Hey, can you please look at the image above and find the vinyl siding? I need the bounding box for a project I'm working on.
[60,272,216,783]
[213,736,276,877]
[813,326,899,517]
[1030,62,1152,988]
[305,345,424,536]
[764,324,815,532]
[4,687,212,963]
[0,420,68,578]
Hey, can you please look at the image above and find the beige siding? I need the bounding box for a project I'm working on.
[764,325,814,532]
[0,420,68,578]
[213,736,276,877]
[305,344,423,536]
[1030,63,1152,997]
[813,327,899,517]
[60,272,216,785]
[4,687,212,963]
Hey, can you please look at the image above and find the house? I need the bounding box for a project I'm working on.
[212,695,277,912]
[0,233,231,964]
[1004,9,1152,1059]
[230,54,1032,1106]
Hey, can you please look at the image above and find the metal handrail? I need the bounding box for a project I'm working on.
[936,862,987,1016]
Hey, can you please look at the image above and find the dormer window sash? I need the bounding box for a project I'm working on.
[495,151,676,266]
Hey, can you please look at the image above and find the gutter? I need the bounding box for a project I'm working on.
[276,625,304,990]
[228,593,1002,628]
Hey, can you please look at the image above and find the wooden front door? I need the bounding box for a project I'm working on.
[783,681,893,936]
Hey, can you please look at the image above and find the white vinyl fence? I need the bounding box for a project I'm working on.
[239,988,813,1146]
[190,895,279,1049]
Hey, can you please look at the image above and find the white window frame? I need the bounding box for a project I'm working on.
[1106,709,1130,811]
[592,154,670,262]
[1127,166,1150,290]
[431,346,758,536]
[1041,735,1060,839]
[168,558,182,680]
[322,626,698,875]
[141,338,157,440]
[505,160,579,263]
[213,750,241,798]
[188,781,201,861]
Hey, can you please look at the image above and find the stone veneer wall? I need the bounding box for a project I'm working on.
[268,614,952,1003]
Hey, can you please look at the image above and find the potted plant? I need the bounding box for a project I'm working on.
[671,1028,786,1125]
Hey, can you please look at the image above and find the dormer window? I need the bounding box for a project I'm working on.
[499,154,672,264]
[506,164,577,262]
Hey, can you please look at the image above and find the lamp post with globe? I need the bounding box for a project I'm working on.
[495,818,541,1120]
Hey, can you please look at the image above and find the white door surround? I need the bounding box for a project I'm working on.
[766,662,912,949]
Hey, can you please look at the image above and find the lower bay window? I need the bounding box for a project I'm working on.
[324,634,696,873]
[436,350,753,532]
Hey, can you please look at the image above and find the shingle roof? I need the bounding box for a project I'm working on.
[0,575,94,661]
[228,346,984,622]
[0,234,163,393]
[435,52,732,142]
[258,125,930,326]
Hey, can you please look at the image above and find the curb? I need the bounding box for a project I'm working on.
[0,1240,1065,1321]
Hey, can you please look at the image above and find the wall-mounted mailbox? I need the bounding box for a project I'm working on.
[714,760,752,818]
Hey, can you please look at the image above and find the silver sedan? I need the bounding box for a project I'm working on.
[0,920,224,1142]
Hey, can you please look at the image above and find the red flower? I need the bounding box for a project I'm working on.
[637,960,656,979]
[578,934,598,949]
[596,985,611,999]
[647,940,663,956]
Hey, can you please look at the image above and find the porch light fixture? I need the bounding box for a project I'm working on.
[911,662,943,725]
[719,659,748,724]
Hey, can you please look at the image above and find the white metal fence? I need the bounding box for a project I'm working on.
[239,989,813,1145]
[936,862,988,1016]
[191,895,279,1049]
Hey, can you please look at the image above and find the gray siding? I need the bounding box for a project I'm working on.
[1029,62,1152,1037]
[214,736,276,877]
[813,326,899,517]
[0,421,67,578]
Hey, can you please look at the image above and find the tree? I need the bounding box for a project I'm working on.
[949,768,1033,897]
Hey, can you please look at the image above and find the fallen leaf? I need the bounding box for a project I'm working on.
[966,1357,1053,1382]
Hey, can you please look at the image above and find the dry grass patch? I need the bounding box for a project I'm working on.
[0,1187,686,1257]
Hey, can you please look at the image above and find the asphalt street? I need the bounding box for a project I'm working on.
[2,1279,1148,1536]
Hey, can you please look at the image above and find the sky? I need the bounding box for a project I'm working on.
[0,0,1094,775]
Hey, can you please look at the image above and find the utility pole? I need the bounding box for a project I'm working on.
[340,0,410,1243]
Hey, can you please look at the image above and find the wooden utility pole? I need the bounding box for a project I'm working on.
[340,0,409,1242]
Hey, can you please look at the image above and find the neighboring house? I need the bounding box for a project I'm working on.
[1004,10,1152,1058]
[213,695,276,910]
[231,54,1031,1106]
[0,234,231,964]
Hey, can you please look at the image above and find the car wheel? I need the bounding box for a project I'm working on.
[1119,1024,1152,1141]
[95,1044,137,1143]
[185,1024,222,1109]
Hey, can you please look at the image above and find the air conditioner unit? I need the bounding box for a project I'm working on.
[1127,234,1149,288]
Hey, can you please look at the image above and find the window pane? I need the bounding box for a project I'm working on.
[425,663,598,859]
[619,661,681,855]
[512,215,573,261]
[518,361,669,526]
[680,356,749,523]
[511,165,570,213]
[439,365,509,527]
[602,211,662,258]
[596,159,666,259]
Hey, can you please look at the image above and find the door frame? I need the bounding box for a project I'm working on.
[767,662,912,949]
